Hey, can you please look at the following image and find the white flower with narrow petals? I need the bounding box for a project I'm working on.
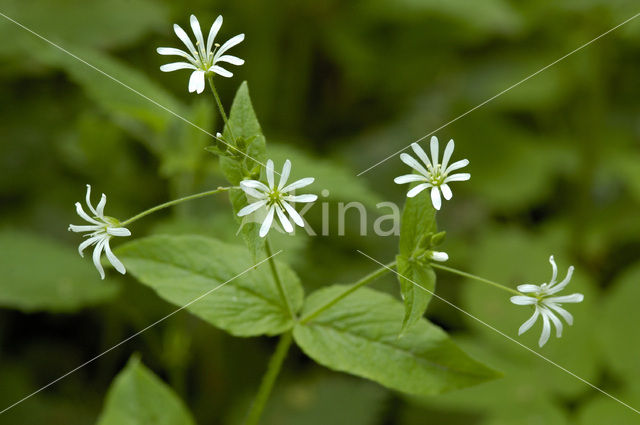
[394,136,470,210]
[68,185,131,279]
[510,256,584,347]
[157,14,245,94]
[238,159,317,237]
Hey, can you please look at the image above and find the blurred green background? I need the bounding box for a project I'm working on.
[1,0,640,424]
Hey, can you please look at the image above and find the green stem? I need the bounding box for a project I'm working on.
[121,187,231,226]
[243,332,293,425]
[430,263,523,296]
[265,240,296,320]
[207,74,236,143]
[300,261,396,324]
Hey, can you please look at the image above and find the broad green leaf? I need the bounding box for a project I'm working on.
[268,143,383,210]
[293,285,499,396]
[217,82,268,259]
[396,254,436,335]
[397,188,438,333]
[0,230,119,312]
[116,235,303,337]
[96,356,195,425]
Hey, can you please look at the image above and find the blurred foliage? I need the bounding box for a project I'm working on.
[1,0,640,424]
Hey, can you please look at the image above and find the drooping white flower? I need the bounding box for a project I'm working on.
[68,185,131,279]
[394,136,470,210]
[510,256,584,347]
[237,159,317,237]
[157,14,245,94]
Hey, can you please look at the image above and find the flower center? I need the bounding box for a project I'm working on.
[267,190,283,207]
[427,165,445,186]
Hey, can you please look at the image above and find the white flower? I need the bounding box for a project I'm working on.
[394,136,470,210]
[237,159,317,237]
[510,256,584,347]
[68,185,131,279]
[157,14,245,94]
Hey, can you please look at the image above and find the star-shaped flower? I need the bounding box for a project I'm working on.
[157,14,245,94]
[510,256,584,347]
[394,136,470,210]
[68,185,131,279]
[237,159,317,237]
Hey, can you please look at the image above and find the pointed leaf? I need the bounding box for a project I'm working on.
[294,285,500,396]
[396,254,436,334]
[116,235,303,337]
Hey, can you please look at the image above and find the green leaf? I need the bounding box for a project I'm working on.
[397,188,438,333]
[0,230,119,313]
[96,356,195,425]
[293,285,500,396]
[217,82,268,259]
[396,255,436,335]
[116,235,303,337]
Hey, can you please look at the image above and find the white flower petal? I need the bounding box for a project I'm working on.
[215,55,244,66]
[211,65,233,78]
[189,15,206,58]
[545,293,584,304]
[78,234,102,257]
[440,183,453,200]
[541,305,563,338]
[510,295,538,305]
[546,302,574,325]
[430,186,442,210]
[75,202,100,225]
[444,159,469,174]
[430,136,439,167]
[275,205,293,233]
[281,201,304,227]
[259,206,275,237]
[215,33,245,58]
[237,199,267,217]
[443,173,471,183]
[518,308,540,335]
[173,24,198,58]
[240,179,270,193]
[282,177,314,193]
[284,194,317,203]
[516,284,541,293]
[106,227,131,237]
[92,238,107,280]
[206,15,223,55]
[400,153,429,177]
[546,265,575,295]
[69,224,101,233]
[188,70,206,94]
[160,62,197,72]
[85,184,97,215]
[441,139,455,171]
[156,47,197,65]
[95,194,107,218]
[539,310,552,347]
[265,159,275,188]
[406,183,430,198]
[410,143,432,169]
[278,159,291,190]
[103,239,126,275]
[394,174,427,184]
